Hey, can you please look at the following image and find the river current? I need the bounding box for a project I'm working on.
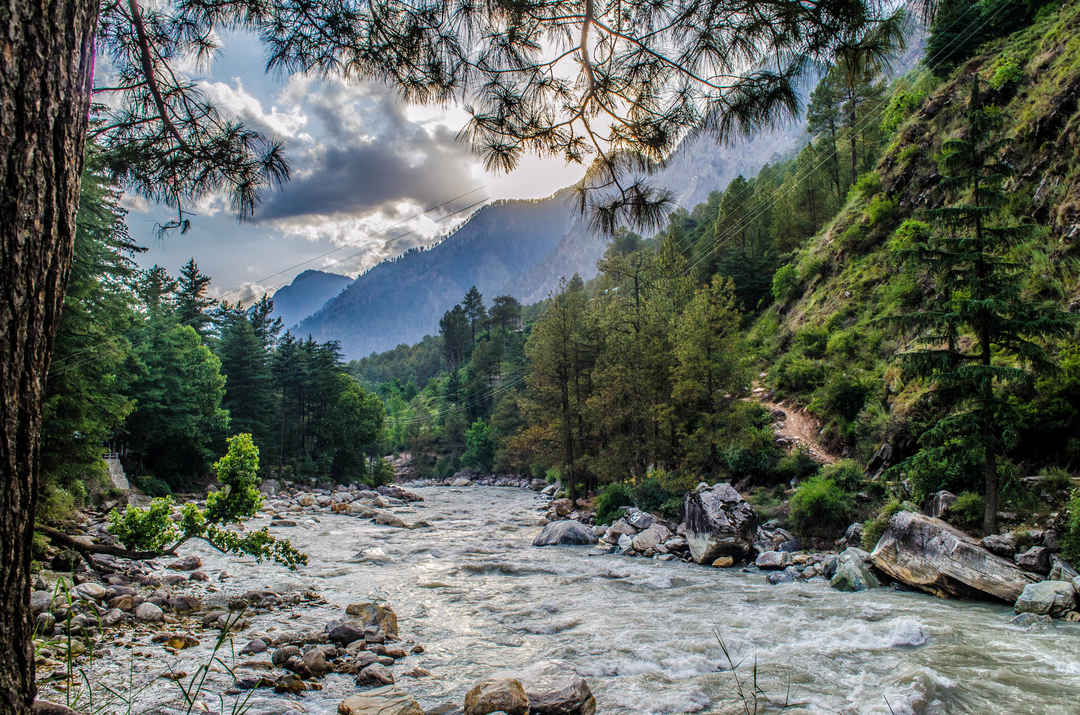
[78,486,1080,714]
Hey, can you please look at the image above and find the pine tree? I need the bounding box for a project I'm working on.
[462,286,487,345]
[176,258,216,337]
[892,77,1076,533]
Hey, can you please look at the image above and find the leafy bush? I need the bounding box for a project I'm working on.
[595,482,634,524]
[775,355,826,393]
[632,476,670,514]
[723,446,775,483]
[771,263,800,303]
[795,329,828,359]
[369,458,396,486]
[851,172,882,201]
[1063,489,1080,565]
[989,54,1024,90]
[205,433,262,524]
[947,492,985,532]
[820,460,865,493]
[775,449,821,484]
[108,497,179,552]
[37,484,76,523]
[788,476,854,538]
[659,496,684,520]
[817,372,870,422]
[866,195,897,228]
[462,419,496,472]
[133,474,171,498]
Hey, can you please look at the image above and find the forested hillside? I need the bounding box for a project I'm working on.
[360,0,1080,554]
[290,120,813,357]
[270,269,352,329]
[37,160,391,522]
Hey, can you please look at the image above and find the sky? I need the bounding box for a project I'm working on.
[122,29,586,303]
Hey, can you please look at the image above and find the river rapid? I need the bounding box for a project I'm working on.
[77,486,1080,714]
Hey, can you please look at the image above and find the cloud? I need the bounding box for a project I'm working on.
[253,78,481,222]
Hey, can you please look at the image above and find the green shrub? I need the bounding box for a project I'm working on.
[947,492,985,532]
[723,446,776,484]
[462,419,496,472]
[108,496,179,552]
[989,54,1024,90]
[775,355,826,393]
[659,496,684,521]
[817,372,870,422]
[369,458,396,486]
[825,329,859,361]
[133,474,172,498]
[820,460,865,493]
[771,263,800,303]
[788,476,854,538]
[795,329,828,359]
[851,172,882,201]
[632,476,669,513]
[1063,489,1080,565]
[775,449,821,484]
[37,484,76,523]
[595,482,634,524]
[545,467,561,484]
[866,195,897,227]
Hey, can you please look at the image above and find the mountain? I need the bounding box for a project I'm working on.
[270,269,352,329]
[295,125,812,358]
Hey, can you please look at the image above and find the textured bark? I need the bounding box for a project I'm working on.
[0,0,98,710]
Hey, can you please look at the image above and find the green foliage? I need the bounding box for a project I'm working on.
[771,263,800,303]
[462,419,496,472]
[775,450,822,483]
[1063,489,1080,564]
[788,476,854,538]
[370,458,396,486]
[37,485,77,523]
[108,497,180,552]
[133,474,172,498]
[206,433,263,524]
[820,460,865,492]
[594,482,634,524]
[947,492,986,532]
[816,373,870,422]
[107,437,306,569]
[989,53,1025,90]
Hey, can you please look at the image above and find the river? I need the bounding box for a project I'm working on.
[72,486,1080,714]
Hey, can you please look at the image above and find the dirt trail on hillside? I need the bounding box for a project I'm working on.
[749,389,840,465]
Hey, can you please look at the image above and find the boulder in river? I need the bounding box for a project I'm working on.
[346,602,399,639]
[134,602,163,622]
[167,555,202,571]
[356,663,395,686]
[870,511,1038,602]
[464,678,530,715]
[683,483,757,564]
[631,524,671,553]
[533,520,599,547]
[338,686,423,715]
[829,548,880,592]
[1014,581,1077,618]
[492,660,595,715]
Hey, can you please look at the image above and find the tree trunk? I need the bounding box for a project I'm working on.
[0,1,98,710]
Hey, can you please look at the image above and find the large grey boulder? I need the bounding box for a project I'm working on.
[464,678,530,715]
[493,660,595,715]
[755,551,789,570]
[533,520,598,547]
[1015,546,1051,575]
[1014,581,1077,618]
[830,547,880,592]
[870,511,1038,602]
[631,524,671,553]
[683,483,757,564]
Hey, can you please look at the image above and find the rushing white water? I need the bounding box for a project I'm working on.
[70,487,1080,714]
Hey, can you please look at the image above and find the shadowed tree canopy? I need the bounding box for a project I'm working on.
[91,0,907,234]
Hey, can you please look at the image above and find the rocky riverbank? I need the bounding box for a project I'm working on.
[33,478,1080,713]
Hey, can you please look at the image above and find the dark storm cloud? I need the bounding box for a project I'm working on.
[255,86,478,221]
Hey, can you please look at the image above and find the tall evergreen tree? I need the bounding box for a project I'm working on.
[176,258,216,337]
[462,286,487,345]
[892,78,1076,533]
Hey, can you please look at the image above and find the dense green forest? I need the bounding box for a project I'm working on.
[39,153,389,522]
[349,0,1080,555]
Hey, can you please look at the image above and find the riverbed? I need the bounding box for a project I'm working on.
[68,486,1080,713]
